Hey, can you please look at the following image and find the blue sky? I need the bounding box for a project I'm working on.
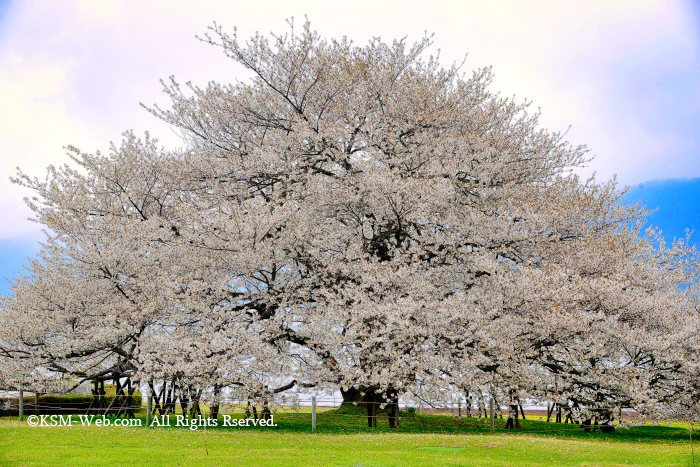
[622,179,700,242]
[0,0,698,294]
[0,242,38,294]
[0,0,9,20]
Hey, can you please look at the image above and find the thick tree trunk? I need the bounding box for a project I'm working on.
[345,385,400,428]
[340,387,364,406]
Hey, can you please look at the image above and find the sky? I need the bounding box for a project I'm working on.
[0,0,698,293]
[621,179,700,243]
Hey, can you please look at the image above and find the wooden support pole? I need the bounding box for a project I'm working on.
[18,388,24,421]
[147,394,152,427]
[489,398,495,433]
[311,395,317,433]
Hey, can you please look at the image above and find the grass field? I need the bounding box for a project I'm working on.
[1,409,698,466]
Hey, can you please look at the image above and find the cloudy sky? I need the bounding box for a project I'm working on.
[0,0,698,292]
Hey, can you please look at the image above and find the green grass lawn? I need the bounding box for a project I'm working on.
[1,409,698,466]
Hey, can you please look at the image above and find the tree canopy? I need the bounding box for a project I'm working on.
[2,19,699,422]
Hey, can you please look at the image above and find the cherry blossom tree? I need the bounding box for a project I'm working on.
[2,19,698,426]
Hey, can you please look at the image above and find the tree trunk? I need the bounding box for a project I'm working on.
[363,389,377,428]
[261,400,272,421]
[506,403,521,429]
[387,388,399,429]
[340,387,364,406]
[179,385,190,419]
[209,384,221,420]
[188,387,202,418]
[495,397,504,419]
[478,394,487,420]
[164,379,175,415]
[518,400,526,420]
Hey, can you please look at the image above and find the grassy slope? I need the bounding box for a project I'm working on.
[1,410,697,466]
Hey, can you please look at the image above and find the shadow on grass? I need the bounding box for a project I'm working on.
[83,405,696,444]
